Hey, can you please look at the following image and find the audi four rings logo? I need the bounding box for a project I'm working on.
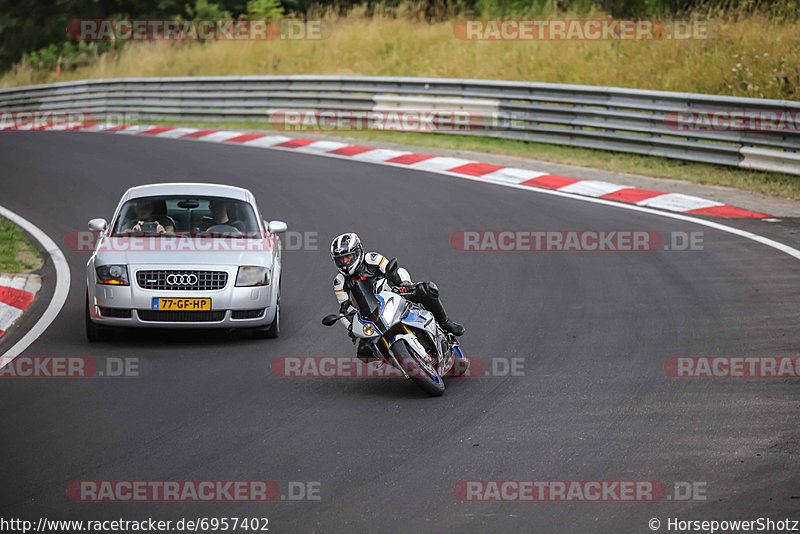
[166,274,199,286]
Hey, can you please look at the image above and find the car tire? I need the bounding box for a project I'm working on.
[85,297,110,342]
[254,292,280,339]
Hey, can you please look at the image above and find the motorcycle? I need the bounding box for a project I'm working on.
[322,259,467,396]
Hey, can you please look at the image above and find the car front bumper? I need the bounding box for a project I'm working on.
[88,305,276,328]
[87,264,277,329]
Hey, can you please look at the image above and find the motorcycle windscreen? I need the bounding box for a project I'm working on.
[350,278,381,318]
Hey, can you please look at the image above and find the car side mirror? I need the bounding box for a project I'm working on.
[385,257,398,274]
[88,218,107,232]
[268,220,287,233]
[322,314,340,326]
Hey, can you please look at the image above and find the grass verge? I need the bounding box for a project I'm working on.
[141,118,800,200]
[2,7,798,101]
[0,217,42,273]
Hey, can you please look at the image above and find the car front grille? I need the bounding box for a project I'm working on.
[135,270,228,291]
[137,310,226,322]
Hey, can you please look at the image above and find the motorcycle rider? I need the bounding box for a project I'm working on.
[331,232,464,360]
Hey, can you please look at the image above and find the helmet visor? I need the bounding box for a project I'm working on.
[334,253,356,270]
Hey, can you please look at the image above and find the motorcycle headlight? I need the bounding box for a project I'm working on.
[380,297,397,325]
[96,264,129,285]
[236,266,270,287]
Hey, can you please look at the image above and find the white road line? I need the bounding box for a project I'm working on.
[35,126,800,266]
[254,143,800,263]
[440,169,800,261]
[0,205,71,361]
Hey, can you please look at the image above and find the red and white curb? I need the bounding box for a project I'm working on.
[0,274,41,340]
[18,122,772,219]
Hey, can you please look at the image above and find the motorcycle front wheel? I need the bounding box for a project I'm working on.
[391,339,445,397]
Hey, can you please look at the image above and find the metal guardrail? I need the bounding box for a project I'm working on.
[1,75,798,174]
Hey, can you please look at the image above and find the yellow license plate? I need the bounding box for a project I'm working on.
[152,298,211,311]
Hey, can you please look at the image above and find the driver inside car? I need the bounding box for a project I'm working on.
[120,200,174,233]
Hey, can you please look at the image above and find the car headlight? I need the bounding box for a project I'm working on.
[236,266,270,287]
[96,265,129,285]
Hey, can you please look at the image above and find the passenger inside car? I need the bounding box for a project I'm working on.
[198,200,231,230]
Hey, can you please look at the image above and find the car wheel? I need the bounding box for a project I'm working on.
[254,292,280,339]
[85,297,109,342]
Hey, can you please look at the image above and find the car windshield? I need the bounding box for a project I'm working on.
[110,196,261,237]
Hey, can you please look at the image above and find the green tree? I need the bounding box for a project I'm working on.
[184,0,232,18]
[244,0,284,19]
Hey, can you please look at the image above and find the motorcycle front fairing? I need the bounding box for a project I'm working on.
[350,278,408,337]
[400,307,437,344]
[348,278,453,370]
[350,312,382,339]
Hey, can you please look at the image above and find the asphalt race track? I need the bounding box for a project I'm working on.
[1,131,799,533]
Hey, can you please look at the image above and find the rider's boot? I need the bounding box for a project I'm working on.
[416,282,465,337]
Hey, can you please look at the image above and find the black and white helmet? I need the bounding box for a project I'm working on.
[331,232,364,276]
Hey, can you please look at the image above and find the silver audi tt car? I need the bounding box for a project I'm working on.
[85,183,286,341]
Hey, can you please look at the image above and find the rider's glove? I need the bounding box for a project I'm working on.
[395,281,414,294]
[347,323,356,343]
